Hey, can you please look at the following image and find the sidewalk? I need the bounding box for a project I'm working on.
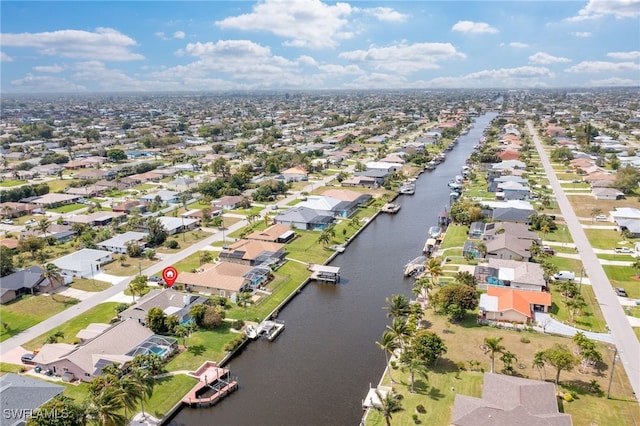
[534,312,615,344]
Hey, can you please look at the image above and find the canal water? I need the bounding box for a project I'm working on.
[170,112,498,426]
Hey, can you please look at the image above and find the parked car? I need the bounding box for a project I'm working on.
[615,287,628,297]
[553,271,575,281]
[21,353,36,364]
[614,247,633,254]
[25,219,36,225]
[149,276,163,282]
[1,219,14,225]
[595,215,608,222]
[541,246,555,255]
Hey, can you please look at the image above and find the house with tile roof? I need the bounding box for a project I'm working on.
[219,239,286,267]
[451,373,572,426]
[281,166,308,182]
[479,287,551,324]
[246,224,295,243]
[177,262,270,297]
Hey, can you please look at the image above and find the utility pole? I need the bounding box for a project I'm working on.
[607,346,618,399]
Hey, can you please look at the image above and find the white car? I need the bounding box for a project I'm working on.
[1,219,13,225]
[614,247,633,254]
[553,271,575,281]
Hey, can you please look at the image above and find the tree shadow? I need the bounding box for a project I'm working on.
[428,386,445,401]
[412,379,429,394]
[187,345,206,356]
[433,357,460,373]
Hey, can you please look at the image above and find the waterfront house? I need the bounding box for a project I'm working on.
[468,222,485,239]
[322,188,372,210]
[177,262,270,297]
[0,266,46,304]
[31,319,177,382]
[246,224,296,243]
[274,206,334,230]
[97,231,148,254]
[365,161,402,173]
[119,288,209,325]
[340,175,378,188]
[0,373,64,426]
[478,287,551,324]
[451,373,571,426]
[474,259,546,292]
[219,239,286,267]
[496,181,530,201]
[51,248,113,279]
[297,196,344,217]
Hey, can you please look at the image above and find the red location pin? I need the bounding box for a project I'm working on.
[162,266,178,288]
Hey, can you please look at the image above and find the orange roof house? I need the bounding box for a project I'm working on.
[479,287,551,324]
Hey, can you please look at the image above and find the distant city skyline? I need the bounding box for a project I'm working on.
[1,0,639,93]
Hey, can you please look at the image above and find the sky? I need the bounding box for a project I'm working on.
[1,0,639,93]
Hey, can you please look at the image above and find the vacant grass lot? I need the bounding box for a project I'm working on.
[602,265,640,299]
[0,294,79,342]
[439,225,468,249]
[22,302,120,351]
[165,322,236,371]
[570,194,640,219]
[103,258,158,276]
[365,312,640,426]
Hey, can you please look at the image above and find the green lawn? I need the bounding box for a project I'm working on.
[22,302,120,351]
[234,206,264,216]
[285,230,335,265]
[549,285,607,332]
[541,226,574,244]
[47,203,86,213]
[547,256,585,276]
[439,225,468,249]
[69,278,112,292]
[0,363,25,374]
[102,258,158,276]
[133,183,157,191]
[145,375,198,419]
[584,228,637,250]
[0,294,80,342]
[165,322,237,371]
[173,252,202,273]
[0,180,24,187]
[602,265,640,299]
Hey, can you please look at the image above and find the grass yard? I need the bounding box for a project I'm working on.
[602,265,640,299]
[584,228,638,250]
[22,302,120,351]
[145,374,198,419]
[173,252,202,273]
[47,203,85,213]
[366,311,639,426]
[234,206,265,216]
[570,195,640,219]
[541,226,575,244]
[439,225,468,249]
[0,363,25,374]
[549,284,607,332]
[285,230,336,265]
[547,256,585,276]
[69,278,112,292]
[47,179,80,192]
[165,322,237,371]
[102,258,158,276]
[0,180,24,187]
[133,183,158,191]
[0,294,79,342]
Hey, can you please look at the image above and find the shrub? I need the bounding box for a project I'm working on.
[202,306,224,329]
[412,414,420,424]
[563,394,573,402]
[231,319,245,330]
[456,361,467,371]
[520,336,531,344]
[165,239,180,249]
[223,335,246,352]
[416,404,426,414]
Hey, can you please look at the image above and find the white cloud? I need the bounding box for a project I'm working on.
[585,77,639,86]
[565,61,640,73]
[573,31,592,37]
[155,32,167,40]
[215,0,354,49]
[297,55,318,66]
[529,52,571,65]
[451,20,498,34]
[419,66,554,88]
[508,42,529,49]
[0,27,144,61]
[343,73,408,89]
[173,31,186,39]
[607,51,640,60]
[568,0,640,21]
[317,64,363,75]
[33,64,65,73]
[362,7,409,23]
[0,51,13,62]
[339,42,465,74]
[10,74,86,92]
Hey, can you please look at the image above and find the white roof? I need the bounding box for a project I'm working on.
[482,200,535,210]
[479,294,499,312]
[98,231,147,249]
[52,249,112,271]
[610,207,640,219]
[157,216,199,231]
[365,161,398,170]
[297,195,342,212]
[498,268,516,281]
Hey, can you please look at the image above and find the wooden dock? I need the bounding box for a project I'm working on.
[308,263,341,283]
[182,361,238,408]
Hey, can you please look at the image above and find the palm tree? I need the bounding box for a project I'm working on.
[237,290,253,319]
[426,257,443,287]
[590,208,603,223]
[349,217,361,229]
[405,358,428,393]
[373,389,402,426]
[37,218,51,240]
[317,231,331,247]
[632,257,640,278]
[376,331,398,383]
[88,386,127,426]
[500,351,518,375]
[565,294,586,322]
[119,253,127,266]
[383,294,410,319]
[118,374,143,419]
[130,368,154,420]
[412,275,433,300]
[43,263,63,290]
[386,317,410,349]
[532,350,546,380]
[476,242,487,258]
[484,336,505,373]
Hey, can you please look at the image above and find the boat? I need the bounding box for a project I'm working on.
[428,226,441,240]
[423,238,437,255]
[257,319,285,341]
[381,203,401,213]
[404,256,426,277]
[245,324,259,339]
[398,182,415,195]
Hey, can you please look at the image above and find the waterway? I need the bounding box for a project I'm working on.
[170,112,498,426]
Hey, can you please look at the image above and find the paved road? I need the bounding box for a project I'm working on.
[528,120,640,399]
[0,173,341,357]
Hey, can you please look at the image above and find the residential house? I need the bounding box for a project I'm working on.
[166,177,198,192]
[65,211,125,227]
[592,187,624,200]
[482,222,540,261]
[51,248,113,278]
[149,216,199,235]
[274,206,334,230]
[0,202,40,218]
[20,224,77,243]
[479,287,551,324]
[112,200,149,214]
[491,159,526,172]
[365,161,402,173]
[475,259,546,292]
[119,288,208,324]
[496,181,530,201]
[140,190,180,204]
[322,188,372,211]
[484,200,537,224]
[31,319,176,382]
[178,262,270,297]
[246,224,296,243]
[29,193,80,208]
[76,169,115,180]
[297,196,344,217]
[212,195,245,210]
[97,231,148,254]
[0,373,65,426]
[451,373,571,426]
[65,185,104,197]
[0,266,48,304]
[468,222,485,239]
[181,209,204,223]
[219,239,286,267]
[281,166,308,182]
[340,175,378,188]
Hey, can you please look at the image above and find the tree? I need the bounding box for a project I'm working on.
[317,231,331,247]
[119,253,127,266]
[484,336,505,374]
[425,257,443,287]
[453,271,476,287]
[37,218,51,241]
[237,290,253,319]
[532,351,546,380]
[412,275,433,300]
[145,249,156,260]
[0,246,15,277]
[409,330,447,366]
[88,385,127,426]
[376,331,399,383]
[383,294,411,319]
[431,283,478,321]
[373,389,402,426]
[500,351,518,375]
[145,307,166,333]
[189,304,206,326]
[590,208,603,223]
[540,343,579,384]
[43,263,63,290]
[106,149,127,162]
[19,235,44,259]
[128,275,148,303]
[573,332,602,373]
[632,257,640,278]
[46,330,64,344]
[404,357,428,394]
[613,165,640,194]
[386,317,410,349]
[129,368,154,419]
[126,241,143,258]
[27,395,85,426]
[565,294,586,322]
[146,217,168,246]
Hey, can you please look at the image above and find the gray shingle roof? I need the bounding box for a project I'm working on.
[0,266,45,292]
[0,373,64,426]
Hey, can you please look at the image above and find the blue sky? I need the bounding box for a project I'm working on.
[1,0,639,93]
